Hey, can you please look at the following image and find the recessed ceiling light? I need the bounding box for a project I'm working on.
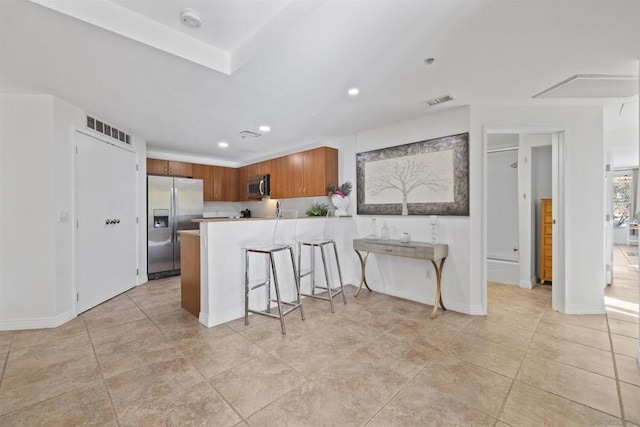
[347,87,360,96]
[218,141,228,148]
[424,57,435,65]
[258,125,271,132]
[180,9,202,29]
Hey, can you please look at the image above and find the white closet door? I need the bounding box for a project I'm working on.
[75,131,137,314]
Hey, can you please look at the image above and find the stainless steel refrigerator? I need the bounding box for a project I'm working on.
[147,175,203,279]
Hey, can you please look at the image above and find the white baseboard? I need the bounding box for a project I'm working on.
[563,304,606,315]
[200,307,245,328]
[0,309,76,331]
[444,300,487,315]
[519,276,536,290]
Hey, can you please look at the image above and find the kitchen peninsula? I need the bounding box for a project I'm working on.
[193,216,357,327]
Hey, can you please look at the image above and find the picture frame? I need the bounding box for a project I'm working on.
[356,132,469,216]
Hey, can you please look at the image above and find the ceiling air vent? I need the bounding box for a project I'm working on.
[422,94,455,107]
[86,115,131,144]
[239,130,263,138]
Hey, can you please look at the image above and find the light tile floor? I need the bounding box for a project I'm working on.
[0,246,638,426]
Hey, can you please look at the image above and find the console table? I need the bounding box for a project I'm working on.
[352,238,449,318]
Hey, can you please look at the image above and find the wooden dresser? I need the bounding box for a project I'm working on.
[540,198,552,284]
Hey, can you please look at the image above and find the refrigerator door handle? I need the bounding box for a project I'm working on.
[172,186,178,243]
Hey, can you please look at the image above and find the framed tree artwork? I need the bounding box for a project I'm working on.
[356,132,469,216]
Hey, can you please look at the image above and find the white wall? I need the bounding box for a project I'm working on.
[1,95,58,325]
[54,97,86,318]
[472,106,606,314]
[605,126,639,169]
[339,107,476,314]
[518,133,553,289]
[0,94,147,330]
[532,145,552,277]
[486,149,519,261]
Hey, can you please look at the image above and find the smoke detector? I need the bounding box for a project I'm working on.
[180,9,202,29]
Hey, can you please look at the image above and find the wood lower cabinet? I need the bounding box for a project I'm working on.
[540,198,552,283]
[178,231,200,317]
[146,158,193,177]
[270,147,337,199]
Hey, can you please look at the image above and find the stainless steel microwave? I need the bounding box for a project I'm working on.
[247,174,270,199]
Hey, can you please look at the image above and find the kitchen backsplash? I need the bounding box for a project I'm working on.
[204,196,340,218]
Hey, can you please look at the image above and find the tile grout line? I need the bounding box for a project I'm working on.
[81,314,122,427]
[204,377,247,424]
[359,321,468,426]
[0,332,14,391]
[507,297,628,422]
[605,309,628,426]
[122,291,235,417]
[492,293,549,426]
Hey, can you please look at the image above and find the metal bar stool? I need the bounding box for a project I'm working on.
[297,210,346,313]
[243,209,304,334]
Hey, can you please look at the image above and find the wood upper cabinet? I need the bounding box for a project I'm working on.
[270,152,303,198]
[236,165,250,201]
[303,147,337,196]
[192,164,236,201]
[244,160,271,177]
[192,164,214,201]
[270,147,337,199]
[168,161,192,177]
[147,158,168,175]
[539,198,552,283]
[146,158,193,177]
[212,166,237,201]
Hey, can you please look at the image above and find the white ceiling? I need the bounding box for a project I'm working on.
[1,0,638,165]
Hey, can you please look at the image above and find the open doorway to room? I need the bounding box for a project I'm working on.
[603,98,639,336]
[484,130,564,313]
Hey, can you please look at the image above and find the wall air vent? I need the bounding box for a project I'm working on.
[239,130,263,138]
[86,115,131,144]
[422,94,455,106]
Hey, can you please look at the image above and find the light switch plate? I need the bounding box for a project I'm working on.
[59,210,69,222]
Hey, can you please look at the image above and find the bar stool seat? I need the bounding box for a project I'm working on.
[297,210,346,313]
[243,210,304,334]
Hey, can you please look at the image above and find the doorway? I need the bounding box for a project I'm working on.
[483,129,565,312]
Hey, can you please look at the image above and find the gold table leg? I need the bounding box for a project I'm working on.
[354,250,372,297]
[430,257,447,318]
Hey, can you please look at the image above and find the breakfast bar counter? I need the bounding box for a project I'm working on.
[195,216,357,327]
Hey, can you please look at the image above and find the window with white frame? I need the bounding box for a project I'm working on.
[613,172,632,227]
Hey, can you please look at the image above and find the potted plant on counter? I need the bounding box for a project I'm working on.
[327,181,352,216]
[305,202,329,217]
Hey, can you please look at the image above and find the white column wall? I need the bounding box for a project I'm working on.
[53,97,86,319]
[471,105,606,314]
[0,94,147,330]
[1,95,58,326]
